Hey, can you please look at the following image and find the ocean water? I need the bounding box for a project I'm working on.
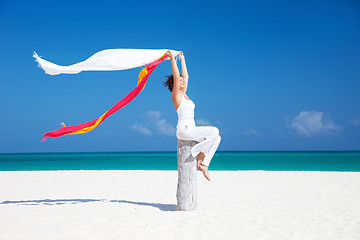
[0,151,359,171]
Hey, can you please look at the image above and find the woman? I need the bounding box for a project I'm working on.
[164,50,221,181]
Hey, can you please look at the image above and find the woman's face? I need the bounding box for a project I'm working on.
[179,76,185,90]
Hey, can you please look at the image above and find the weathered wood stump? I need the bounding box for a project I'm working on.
[176,139,198,211]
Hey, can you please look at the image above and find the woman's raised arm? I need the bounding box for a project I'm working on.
[179,51,189,93]
[166,50,181,95]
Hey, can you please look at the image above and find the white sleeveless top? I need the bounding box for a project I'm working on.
[176,94,196,130]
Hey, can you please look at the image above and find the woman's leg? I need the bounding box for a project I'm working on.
[188,127,220,165]
[202,135,221,166]
[177,126,221,166]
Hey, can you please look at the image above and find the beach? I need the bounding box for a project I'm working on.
[1,170,359,239]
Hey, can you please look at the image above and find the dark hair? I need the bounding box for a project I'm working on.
[163,74,174,92]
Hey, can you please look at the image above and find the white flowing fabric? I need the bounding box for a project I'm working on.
[33,49,180,75]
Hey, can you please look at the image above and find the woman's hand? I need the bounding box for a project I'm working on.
[165,50,174,59]
[179,51,185,60]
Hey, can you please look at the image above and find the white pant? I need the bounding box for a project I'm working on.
[176,125,221,166]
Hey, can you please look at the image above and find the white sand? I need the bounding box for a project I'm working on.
[0,170,359,239]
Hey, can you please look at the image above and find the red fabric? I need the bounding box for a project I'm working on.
[42,55,167,141]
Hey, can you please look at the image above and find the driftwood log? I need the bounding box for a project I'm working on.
[176,139,198,211]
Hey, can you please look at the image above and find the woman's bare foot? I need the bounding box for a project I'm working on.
[196,152,205,169]
[199,164,211,181]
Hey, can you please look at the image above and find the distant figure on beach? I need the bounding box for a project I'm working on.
[164,50,221,181]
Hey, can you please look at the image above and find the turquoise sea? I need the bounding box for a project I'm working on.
[0,151,359,171]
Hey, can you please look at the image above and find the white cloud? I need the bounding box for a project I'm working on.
[131,123,152,136]
[196,119,211,126]
[146,111,161,120]
[350,118,360,127]
[288,111,341,137]
[146,111,176,136]
[240,128,258,136]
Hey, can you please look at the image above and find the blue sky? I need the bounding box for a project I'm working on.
[0,0,359,153]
